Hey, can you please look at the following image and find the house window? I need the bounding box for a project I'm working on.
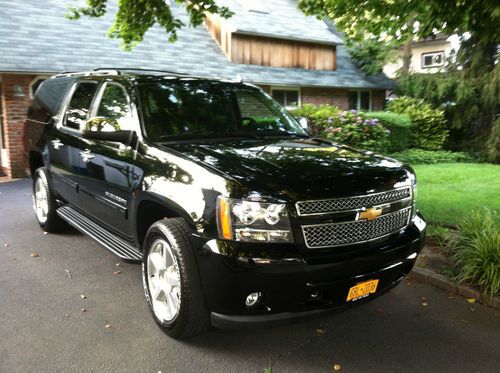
[422,51,445,68]
[348,90,372,111]
[271,88,300,109]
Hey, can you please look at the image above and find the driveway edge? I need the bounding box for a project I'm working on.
[410,266,500,310]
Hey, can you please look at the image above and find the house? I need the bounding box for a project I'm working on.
[383,34,455,78]
[0,0,393,178]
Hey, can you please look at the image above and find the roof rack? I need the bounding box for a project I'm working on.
[51,69,119,78]
[94,68,189,76]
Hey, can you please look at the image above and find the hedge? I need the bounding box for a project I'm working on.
[365,111,412,152]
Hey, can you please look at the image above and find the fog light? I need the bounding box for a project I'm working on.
[245,292,262,307]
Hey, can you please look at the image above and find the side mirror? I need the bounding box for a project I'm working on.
[298,117,309,130]
[82,117,136,146]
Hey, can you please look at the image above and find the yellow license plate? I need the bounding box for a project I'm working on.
[346,279,379,302]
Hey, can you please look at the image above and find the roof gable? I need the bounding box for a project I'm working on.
[0,0,392,89]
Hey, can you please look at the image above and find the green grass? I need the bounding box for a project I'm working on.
[413,163,500,226]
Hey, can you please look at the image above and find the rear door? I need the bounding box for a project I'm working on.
[49,81,99,205]
[76,81,143,236]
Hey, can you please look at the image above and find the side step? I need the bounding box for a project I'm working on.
[57,205,142,261]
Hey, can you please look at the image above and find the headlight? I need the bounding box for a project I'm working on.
[216,196,293,242]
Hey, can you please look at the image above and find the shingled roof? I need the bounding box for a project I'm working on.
[0,0,393,89]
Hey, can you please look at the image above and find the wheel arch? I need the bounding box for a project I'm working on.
[133,194,196,250]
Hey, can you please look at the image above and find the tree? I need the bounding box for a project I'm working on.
[68,0,233,50]
[298,0,500,72]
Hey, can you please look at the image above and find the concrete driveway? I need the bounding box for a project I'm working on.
[1,179,499,373]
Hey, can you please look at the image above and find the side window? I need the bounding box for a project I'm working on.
[94,83,133,132]
[64,82,98,130]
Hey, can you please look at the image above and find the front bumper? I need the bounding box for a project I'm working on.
[197,214,426,329]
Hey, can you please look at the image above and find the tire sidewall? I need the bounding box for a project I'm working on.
[142,222,185,331]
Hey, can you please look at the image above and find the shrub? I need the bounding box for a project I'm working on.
[365,111,412,152]
[388,149,476,164]
[451,208,500,297]
[322,110,390,152]
[387,96,448,150]
[291,104,339,136]
[292,105,390,152]
[395,69,499,158]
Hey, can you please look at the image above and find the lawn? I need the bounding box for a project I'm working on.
[413,163,500,226]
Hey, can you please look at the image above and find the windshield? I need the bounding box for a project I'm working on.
[138,80,308,142]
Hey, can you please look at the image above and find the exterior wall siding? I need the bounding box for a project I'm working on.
[1,74,32,178]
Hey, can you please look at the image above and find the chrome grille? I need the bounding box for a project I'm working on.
[296,187,411,216]
[302,208,411,248]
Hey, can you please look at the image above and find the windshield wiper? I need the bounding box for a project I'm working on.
[252,131,310,139]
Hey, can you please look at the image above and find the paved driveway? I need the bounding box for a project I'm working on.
[1,179,499,373]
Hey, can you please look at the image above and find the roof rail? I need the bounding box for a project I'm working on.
[93,67,189,76]
[51,69,120,78]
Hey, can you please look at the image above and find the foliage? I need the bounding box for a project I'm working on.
[292,105,390,152]
[365,111,412,152]
[67,0,233,50]
[395,69,499,158]
[347,38,399,76]
[412,163,500,226]
[451,208,500,297]
[485,117,500,164]
[292,104,339,136]
[387,97,448,150]
[298,0,500,57]
[389,149,475,165]
[322,110,390,152]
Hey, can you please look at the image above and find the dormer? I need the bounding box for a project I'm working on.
[205,1,342,71]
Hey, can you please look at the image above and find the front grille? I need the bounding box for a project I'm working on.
[296,187,411,216]
[302,208,411,248]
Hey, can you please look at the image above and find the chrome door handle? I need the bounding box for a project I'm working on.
[51,139,64,150]
[80,149,95,162]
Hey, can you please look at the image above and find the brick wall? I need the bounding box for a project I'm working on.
[1,74,32,178]
[301,87,349,109]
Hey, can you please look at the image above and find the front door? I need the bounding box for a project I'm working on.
[76,82,143,237]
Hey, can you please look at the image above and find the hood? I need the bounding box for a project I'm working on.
[165,138,412,201]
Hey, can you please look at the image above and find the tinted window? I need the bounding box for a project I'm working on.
[64,82,98,130]
[95,83,133,131]
[139,81,307,141]
[348,91,357,110]
[31,78,74,120]
[272,90,299,107]
[360,91,370,111]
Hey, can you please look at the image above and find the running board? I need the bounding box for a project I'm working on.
[57,205,142,261]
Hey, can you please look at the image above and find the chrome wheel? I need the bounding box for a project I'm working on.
[147,238,181,323]
[34,177,49,224]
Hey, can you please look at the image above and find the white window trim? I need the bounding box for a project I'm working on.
[349,90,372,112]
[270,86,301,109]
[421,51,445,68]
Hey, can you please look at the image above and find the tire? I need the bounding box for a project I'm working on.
[142,218,211,339]
[33,167,65,232]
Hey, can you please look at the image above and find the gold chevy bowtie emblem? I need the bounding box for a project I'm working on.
[359,207,382,221]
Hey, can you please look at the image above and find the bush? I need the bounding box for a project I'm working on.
[365,111,412,152]
[388,149,476,164]
[451,208,500,297]
[387,96,448,150]
[291,105,390,152]
[322,110,390,152]
[292,104,339,136]
[395,69,499,159]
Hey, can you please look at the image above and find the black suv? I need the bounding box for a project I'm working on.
[24,69,426,339]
